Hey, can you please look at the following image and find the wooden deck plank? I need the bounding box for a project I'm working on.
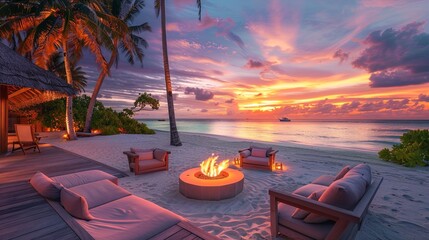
[0,144,127,240]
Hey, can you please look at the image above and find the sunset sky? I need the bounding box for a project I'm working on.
[81,0,429,119]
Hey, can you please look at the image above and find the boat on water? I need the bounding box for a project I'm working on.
[279,117,291,122]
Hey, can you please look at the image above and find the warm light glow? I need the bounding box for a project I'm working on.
[62,133,69,139]
[275,162,283,170]
[200,154,230,177]
[233,157,240,165]
[91,129,100,134]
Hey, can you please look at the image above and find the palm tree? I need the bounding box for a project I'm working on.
[83,0,151,133]
[0,0,124,140]
[155,0,201,146]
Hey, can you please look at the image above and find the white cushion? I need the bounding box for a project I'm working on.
[70,180,131,209]
[293,184,328,197]
[251,148,267,157]
[30,171,63,200]
[335,165,351,180]
[61,187,93,220]
[292,190,324,219]
[52,170,118,188]
[344,164,372,185]
[304,175,367,223]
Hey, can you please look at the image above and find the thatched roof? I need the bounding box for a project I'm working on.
[0,42,76,109]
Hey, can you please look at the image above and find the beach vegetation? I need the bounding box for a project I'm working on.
[378,129,429,167]
[84,0,151,133]
[19,95,155,135]
[154,0,201,146]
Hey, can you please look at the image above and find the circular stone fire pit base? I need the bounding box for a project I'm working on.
[179,168,244,200]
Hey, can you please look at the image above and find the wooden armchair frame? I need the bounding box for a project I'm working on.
[12,124,40,155]
[269,177,383,240]
[238,148,278,171]
[123,149,171,174]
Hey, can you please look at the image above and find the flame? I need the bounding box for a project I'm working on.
[200,154,229,177]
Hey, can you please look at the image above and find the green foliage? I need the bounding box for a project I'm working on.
[131,92,160,112]
[378,129,429,167]
[20,95,155,135]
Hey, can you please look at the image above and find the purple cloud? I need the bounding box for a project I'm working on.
[333,49,349,63]
[418,94,429,102]
[245,60,264,69]
[352,22,429,87]
[184,87,214,101]
[225,98,234,103]
[201,109,208,112]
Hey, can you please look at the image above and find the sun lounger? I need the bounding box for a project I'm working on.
[30,170,218,240]
[269,164,383,240]
[12,124,40,154]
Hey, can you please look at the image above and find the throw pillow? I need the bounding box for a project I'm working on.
[334,165,351,180]
[153,149,167,162]
[60,187,94,220]
[344,164,372,186]
[30,171,63,201]
[251,148,267,157]
[304,175,367,223]
[291,190,325,219]
[240,150,251,158]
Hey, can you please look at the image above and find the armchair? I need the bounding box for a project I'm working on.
[123,148,170,175]
[238,146,278,171]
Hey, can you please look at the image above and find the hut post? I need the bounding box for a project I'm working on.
[0,85,8,153]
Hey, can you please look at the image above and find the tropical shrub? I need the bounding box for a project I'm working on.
[378,129,429,167]
[19,95,155,135]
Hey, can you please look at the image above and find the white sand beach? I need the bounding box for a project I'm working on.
[42,131,429,240]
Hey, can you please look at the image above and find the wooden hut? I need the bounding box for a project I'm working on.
[0,43,76,153]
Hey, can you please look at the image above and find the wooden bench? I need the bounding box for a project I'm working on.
[269,177,383,240]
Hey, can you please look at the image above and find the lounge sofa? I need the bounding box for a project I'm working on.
[30,170,218,240]
[238,145,278,171]
[269,164,383,240]
[123,148,170,174]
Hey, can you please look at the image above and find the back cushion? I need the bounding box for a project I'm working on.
[51,170,118,188]
[251,145,272,157]
[61,187,93,220]
[251,148,267,157]
[153,149,167,162]
[304,175,367,223]
[334,165,351,180]
[344,164,372,186]
[137,150,154,160]
[30,171,63,201]
[69,179,131,209]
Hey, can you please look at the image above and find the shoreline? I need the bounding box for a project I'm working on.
[41,131,429,239]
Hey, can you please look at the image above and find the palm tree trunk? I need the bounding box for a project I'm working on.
[160,0,181,146]
[84,45,118,133]
[62,37,77,140]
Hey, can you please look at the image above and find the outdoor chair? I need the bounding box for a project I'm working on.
[12,124,40,155]
[123,148,170,174]
[238,145,278,171]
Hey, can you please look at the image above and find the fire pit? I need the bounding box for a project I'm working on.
[179,154,244,200]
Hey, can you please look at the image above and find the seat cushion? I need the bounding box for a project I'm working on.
[304,175,367,223]
[61,187,94,220]
[70,180,131,209]
[335,165,351,180]
[137,159,165,169]
[311,175,336,186]
[278,203,333,240]
[52,170,118,188]
[344,164,371,186]
[293,184,327,197]
[77,195,183,240]
[243,156,269,166]
[30,171,63,201]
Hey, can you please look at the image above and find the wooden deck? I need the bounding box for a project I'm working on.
[0,144,128,240]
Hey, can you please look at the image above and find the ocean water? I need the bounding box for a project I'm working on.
[140,119,429,152]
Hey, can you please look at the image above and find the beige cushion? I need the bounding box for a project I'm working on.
[278,203,333,240]
[135,150,154,161]
[250,145,272,157]
[292,190,324,219]
[311,175,336,186]
[304,175,367,223]
[293,184,328,197]
[130,147,152,153]
[52,170,118,188]
[78,195,183,240]
[61,187,93,220]
[251,148,267,157]
[243,156,269,166]
[335,165,351,180]
[153,149,167,162]
[344,164,372,185]
[30,171,63,200]
[137,159,165,169]
[70,180,131,209]
[240,150,251,158]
